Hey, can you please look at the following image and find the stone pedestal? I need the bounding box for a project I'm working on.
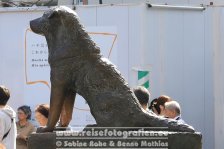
[28,130,202,149]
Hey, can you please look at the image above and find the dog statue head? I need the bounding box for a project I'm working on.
[30,6,100,65]
[30,6,79,36]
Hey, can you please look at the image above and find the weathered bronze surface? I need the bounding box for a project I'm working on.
[30,6,195,133]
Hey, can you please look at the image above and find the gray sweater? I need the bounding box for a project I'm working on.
[0,105,17,149]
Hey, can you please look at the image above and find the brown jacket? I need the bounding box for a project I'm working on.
[16,121,36,149]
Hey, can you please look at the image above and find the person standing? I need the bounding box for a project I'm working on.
[0,85,16,149]
[35,104,49,127]
[16,105,36,149]
[133,86,151,112]
[164,100,186,124]
[149,95,172,116]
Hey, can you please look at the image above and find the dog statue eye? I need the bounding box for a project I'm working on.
[48,11,58,19]
[48,9,62,19]
[48,12,55,19]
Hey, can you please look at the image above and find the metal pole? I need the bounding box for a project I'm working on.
[146,3,205,11]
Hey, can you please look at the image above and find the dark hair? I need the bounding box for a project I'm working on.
[0,86,10,106]
[18,105,32,120]
[149,98,159,111]
[149,95,171,114]
[35,104,49,118]
[133,86,150,105]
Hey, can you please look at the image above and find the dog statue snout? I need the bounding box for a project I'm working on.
[30,18,43,34]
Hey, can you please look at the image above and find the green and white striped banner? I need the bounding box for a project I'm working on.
[132,66,151,90]
[138,70,150,89]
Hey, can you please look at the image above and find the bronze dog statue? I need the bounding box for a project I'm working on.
[30,6,195,133]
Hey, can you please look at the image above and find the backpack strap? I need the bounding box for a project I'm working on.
[2,118,13,140]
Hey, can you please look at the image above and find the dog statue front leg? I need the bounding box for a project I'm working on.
[36,85,65,133]
[59,92,76,128]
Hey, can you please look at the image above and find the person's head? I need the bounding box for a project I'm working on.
[0,85,10,106]
[164,101,181,119]
[149,98,159,115]
[133,86,150,110]
[17,105,32,121]
[35,104,49,126]
[150,95,171,116]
